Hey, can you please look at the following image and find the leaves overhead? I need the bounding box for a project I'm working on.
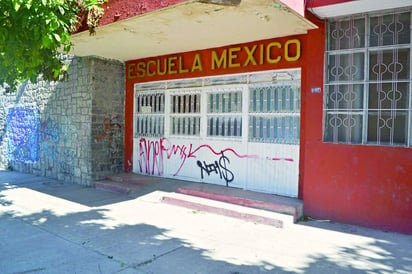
[0,0,106,91]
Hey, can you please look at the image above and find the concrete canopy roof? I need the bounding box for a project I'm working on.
[308,0,412,18]
[69,0,317,61]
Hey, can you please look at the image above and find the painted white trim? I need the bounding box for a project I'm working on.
[309,0,412,18]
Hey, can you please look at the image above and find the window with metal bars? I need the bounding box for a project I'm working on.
[170,92,201,136]
[207,89,242,138]
[324,10,412,147]
[249,84,300,144]
[135,91,164,137]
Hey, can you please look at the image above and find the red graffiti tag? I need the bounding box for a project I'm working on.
[138,138,294,176]
[138,138,192,176]
[187,144,258,159]
[138,138,164,175]
[138,138,258,176]
[96,114,121,143]
[267,157,294,162]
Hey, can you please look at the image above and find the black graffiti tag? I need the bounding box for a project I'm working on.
[219,151,234,185]
[197,151,234,186]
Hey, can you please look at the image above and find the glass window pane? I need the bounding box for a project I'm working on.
[324,113,363,144]
[136,93,164,114]
[367,111,407,145]
[249,81,301,144]
[208,91,242,113]
[207,115,242,137]
[135,92,165,137]
[328,52,364,82]
[325,84,364,110]
[324,10,411,147]
[135,116,164,137]
[369,49,410,81]
[329,18,365,50]
[171,117,200,136]
[171,94,200,114]
[170,92,200,136]
[368,82,409,110]
[249,85,301,113]
[370,12,410,47]
[248,115,299,144]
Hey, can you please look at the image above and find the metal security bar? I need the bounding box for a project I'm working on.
[249,115,300,144]
[249,84,300,144]
[134,70,301,143]
[208,92,242,113]
[135,115,164,137]
[171,94,200,114]
[324,10,412,147]
[207,115,242,137]
[206,88,243,138]
[171,116,200,135]
[135,91,165,137]
[170,92,201,136]
[136,93,164,114]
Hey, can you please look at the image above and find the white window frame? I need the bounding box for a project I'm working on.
[168,88,202,137]
[134,90,165,138]
[248,83,301,144]
[323,9,412,147]
[134,69,301,145]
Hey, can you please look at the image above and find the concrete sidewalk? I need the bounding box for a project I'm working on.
[0,171,411,274]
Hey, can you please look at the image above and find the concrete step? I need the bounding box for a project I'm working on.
[105,173,160,184]
[161,192,294,228]
[95,173,303,226]
[177,184,303,223]
[94,173,159,194]
[94,180,140,194]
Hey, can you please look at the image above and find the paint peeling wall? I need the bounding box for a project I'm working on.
[0,56,125,185]
[74,0,187,33]
[99,0,186,26]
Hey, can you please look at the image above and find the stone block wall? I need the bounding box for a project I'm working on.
[0,56,125,185]
[91,58,125,180]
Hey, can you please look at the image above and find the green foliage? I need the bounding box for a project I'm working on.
[0,0,106,91]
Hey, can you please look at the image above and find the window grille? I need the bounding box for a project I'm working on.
[170,92,201,136]
[135,91,164,137]
[249,84,300,144]
[134,70,301,143]
[324,10,412,147]
[207,88,242,137]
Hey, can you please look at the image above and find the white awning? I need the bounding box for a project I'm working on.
[308,0,412,19]
[69,0,316,61]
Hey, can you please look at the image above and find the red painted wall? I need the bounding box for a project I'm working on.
[301,13,412,234]
[99,0,186,26]
[75,0,186,33]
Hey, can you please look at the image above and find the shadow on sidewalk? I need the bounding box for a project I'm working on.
[0,170,135,207]
[1,170,411,273]
[2,204,411,273]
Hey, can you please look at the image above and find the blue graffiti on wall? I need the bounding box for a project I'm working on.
[40,118,62,143]
[40,118,75,175]
[7,107,40,163]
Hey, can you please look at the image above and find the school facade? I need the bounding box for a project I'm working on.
[2,0,411,233]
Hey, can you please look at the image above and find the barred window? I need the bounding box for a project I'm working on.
[170,92,201,136]
[135,91,164,137]
[207,88,242,138]
[324,11,412,147]
[249,84,300,144]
